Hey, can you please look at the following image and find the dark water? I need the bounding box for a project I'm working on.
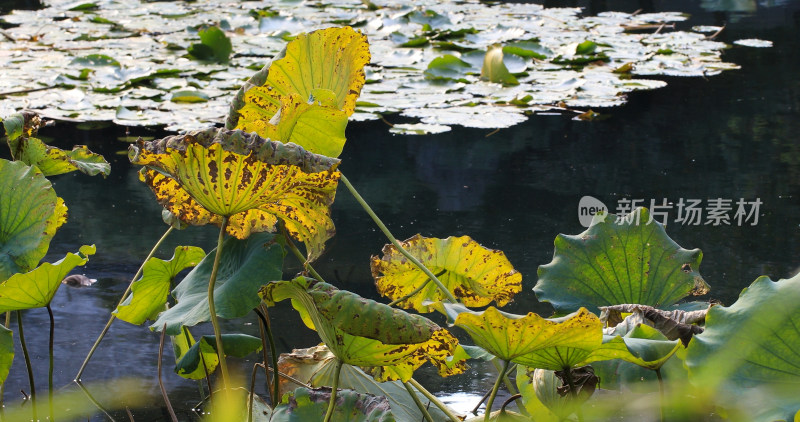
[2,0,800,420]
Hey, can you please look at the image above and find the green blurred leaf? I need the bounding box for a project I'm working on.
[535,207,709,314]
[70,54,120,68]
[151,233,283,335]
[114,246,205,325]
[11,136,110,177]
[575,40,597,55]
[503,41,550,60]
[271,387,395,422]
[0,325,13,384]
[188,26,231,63]
[481,44,518,85]
[169,90,209,103]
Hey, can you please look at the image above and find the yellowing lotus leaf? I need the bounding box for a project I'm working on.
[260,277,468,382]
[239,93,349,158]
[129,127,340,262]
[227,27,370,157]
[371,234,522,312]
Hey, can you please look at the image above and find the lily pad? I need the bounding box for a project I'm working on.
[371,234,522,312]
[481,45,518,85]
[535,208,709,314]
[151,232,283,335]
[175,333,262,378]
[187,26,231,63]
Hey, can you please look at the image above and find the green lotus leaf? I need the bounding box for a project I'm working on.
[277,345,452,422]
[187,26,231,63]
[515,365,565,422]
[535,207,709,314]
[171,327,209,380]
[685,274,800,421]
[0,159,68,280]
[371,234,522,312]
[271,387,394,422]
[481,44,518,86]
[129,127,340,262]
[424,54,471,83]
[175,333,262,379]
[151,233,283,335]
[1,112,41,142]
[114,246,206,325]
[0,245,95,312]
[260,278,468,382]
[10,136,110,177]
[0,324,13,384]
[227,26,370,156]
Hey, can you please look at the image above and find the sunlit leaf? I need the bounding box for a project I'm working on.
[0,245,95,311]
[685,274,800,422]
[175,333,262,378]
[515,366,564,422]
[535,208,709,314]
[114,246,205,325]
[0,325,12,385]
[271,387,394,422]
[261,277,468,382]
[278,345,453,422]
[10,136,110,177]
[371,234,522,312]
[169,90,209,103]
[152,233,283,335]
[481,45,518,85]
[503,41,550,59]
[1,112,41,142]
[0,159,68,280]
[171,327,211,380]
[130,127,340,261]
[227,26,370,155]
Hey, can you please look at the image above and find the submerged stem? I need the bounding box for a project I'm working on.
[208,217,230,392]
[485,360,510,422]
[16,311,37,421]
[76,226,174,381]
[323,360,343,422]
[402,381,435,422]
[407,378,461,422]
[340,174,458,303]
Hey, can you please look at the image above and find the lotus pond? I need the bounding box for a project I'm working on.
[0,0,799,421]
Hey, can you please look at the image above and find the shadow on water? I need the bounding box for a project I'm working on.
[1,0,799,419]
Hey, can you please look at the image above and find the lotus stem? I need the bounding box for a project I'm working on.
[249,363,264,422]
[158,324,179,422]
[655,368,665,422]
[47,304,55,422]
[0,312,7,418]
[485,360,510,422]
[76,225,174,381]
[208,216,230,392]
[403,381,435,422]
[255,304,280,406]
[340,174,458,303]
[563,367,584,422]
[323,360,343,422]
[280,222,325,282]
[16,310,37,421]
[407,378,461,422]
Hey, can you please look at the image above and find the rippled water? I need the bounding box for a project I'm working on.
[2,0,799,420]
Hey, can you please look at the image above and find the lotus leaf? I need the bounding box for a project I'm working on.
[685,274,800,421]
[10,137,110,177]
[188,26,231,63]
[260,277,468,382]
[271,387,394,422]
[0,245,95,312]
[114,246,206,325]
[424,55,472,83]
[278,345,451,422]
[1,112,41,142]
[481,45,518,86]
[515,366,565,422]
[0,159,68,281]
[535,208,709,314]
[175,333,262,379]
[227,26,370,156]
[0,325,12,384]
[129,127,340,262]
[371,234,522,312]
[151,233,283,335]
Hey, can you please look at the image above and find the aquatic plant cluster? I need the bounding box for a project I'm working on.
[0,0,769,133]
[0,19,796,422]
